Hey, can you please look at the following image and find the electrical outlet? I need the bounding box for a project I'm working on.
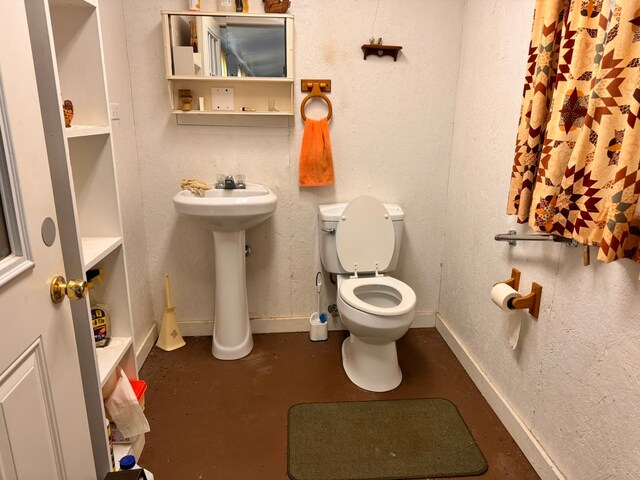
[109,103,120,120]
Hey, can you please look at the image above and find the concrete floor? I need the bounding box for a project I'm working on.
[139,328,540,479]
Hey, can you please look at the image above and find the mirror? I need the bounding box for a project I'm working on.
[168,14,287,78]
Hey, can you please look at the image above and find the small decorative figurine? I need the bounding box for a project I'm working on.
[63,99,74,128]
[178,89,193,111]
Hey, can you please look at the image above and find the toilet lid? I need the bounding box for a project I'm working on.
[336,196,395,274]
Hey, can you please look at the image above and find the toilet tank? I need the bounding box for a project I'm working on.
[318,202,405,274]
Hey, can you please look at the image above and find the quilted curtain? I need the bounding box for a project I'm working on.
[508,0,640,263]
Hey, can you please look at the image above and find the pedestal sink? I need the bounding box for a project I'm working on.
[173,183,277,359]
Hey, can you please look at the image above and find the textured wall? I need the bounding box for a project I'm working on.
[120,0,464,330]
[440,1,640,478]
[99,1,155,354]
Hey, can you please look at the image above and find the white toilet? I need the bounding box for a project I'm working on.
[318,196,417,392]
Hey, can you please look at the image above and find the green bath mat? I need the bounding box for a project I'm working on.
[287,398,488,480]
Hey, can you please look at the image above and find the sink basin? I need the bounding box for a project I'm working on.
[172,182,277,360]
[173,182,277,232]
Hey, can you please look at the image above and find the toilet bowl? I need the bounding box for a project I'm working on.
[318,196,417,392]
[338,274,416,391]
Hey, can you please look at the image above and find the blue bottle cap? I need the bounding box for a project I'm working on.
[119,454,136,470]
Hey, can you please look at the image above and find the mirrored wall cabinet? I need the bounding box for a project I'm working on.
[161,11,294,127]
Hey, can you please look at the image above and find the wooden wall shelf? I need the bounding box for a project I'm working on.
[361,44,402,61]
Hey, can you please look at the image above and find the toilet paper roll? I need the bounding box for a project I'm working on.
[490,282,522,314]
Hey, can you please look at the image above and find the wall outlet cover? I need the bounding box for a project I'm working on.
[211,87,234,111]
[109,103,120,120]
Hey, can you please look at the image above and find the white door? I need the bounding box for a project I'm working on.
[0,1,95,479]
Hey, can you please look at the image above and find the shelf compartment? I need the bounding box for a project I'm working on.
[88,247,132,338]
[68,135,122,238]
[112,434,145,468]
[169,79,293,113]
[96,336,132,387]
[50,1,109,127]
[65,125,110,138]
[82,236,122,270]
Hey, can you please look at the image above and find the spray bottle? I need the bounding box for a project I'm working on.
[87,269,111,348]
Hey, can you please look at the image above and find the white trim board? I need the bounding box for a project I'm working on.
[135,323,158,371]
[435,313,565,480]
[176,311,437,337]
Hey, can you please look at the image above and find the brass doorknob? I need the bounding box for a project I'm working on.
[50,275,88,303]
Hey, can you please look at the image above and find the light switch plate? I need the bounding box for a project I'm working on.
[211,87,235,111]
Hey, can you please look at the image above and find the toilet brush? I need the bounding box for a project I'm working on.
[309,272,328,341]
[157,274,186,351]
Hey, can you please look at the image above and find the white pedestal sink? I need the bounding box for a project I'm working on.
[173,183,277,360]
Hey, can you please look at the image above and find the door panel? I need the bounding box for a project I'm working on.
[0,0,95,478]
[0,341,63,479]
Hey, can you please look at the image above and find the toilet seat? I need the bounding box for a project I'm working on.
[339,276,416,317]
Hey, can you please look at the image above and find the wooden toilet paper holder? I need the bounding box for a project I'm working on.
[510,283,542,319]
[496,268,521,291]
[496,268,542,318]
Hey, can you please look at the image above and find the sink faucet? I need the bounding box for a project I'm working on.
[224,175,236,189]
[215,174,246,189]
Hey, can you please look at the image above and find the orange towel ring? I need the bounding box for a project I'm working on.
[300,81,333,121]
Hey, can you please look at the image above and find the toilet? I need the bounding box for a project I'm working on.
[318,196,416,392]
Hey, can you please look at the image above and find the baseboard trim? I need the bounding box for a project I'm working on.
[177,311,436,337]
[135,323,157,371]
[435,313,565,480]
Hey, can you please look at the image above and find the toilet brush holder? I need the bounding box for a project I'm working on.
[309,312,328,342]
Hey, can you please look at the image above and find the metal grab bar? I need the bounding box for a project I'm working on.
[495,229,579,247]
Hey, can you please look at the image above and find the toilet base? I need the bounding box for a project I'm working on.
[341,335,402,392]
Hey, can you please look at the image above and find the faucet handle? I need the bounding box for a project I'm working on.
[215,174,226,189]
[235,174,246,189]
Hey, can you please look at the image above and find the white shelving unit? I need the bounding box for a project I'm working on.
[26,0,142,477]
[161,10,294,127]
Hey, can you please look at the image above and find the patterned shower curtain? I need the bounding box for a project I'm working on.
[508,0,640,263]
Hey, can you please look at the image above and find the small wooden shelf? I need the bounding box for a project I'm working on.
[361,44,403,61]
[96,336,133,387]
[65,125,110,138]
[82,236,122,270]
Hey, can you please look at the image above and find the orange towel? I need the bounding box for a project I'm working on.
[299,117,334,187]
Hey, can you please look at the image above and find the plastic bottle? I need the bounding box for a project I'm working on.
[87,269,111,348]
[119,455,155,480]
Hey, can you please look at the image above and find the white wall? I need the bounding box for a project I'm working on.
[440,1,640,478]
[99,1,156,357]
[120,0,464,333]
[103,0,640,476]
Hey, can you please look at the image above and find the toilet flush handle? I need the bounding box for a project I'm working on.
[321,227,335,235]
